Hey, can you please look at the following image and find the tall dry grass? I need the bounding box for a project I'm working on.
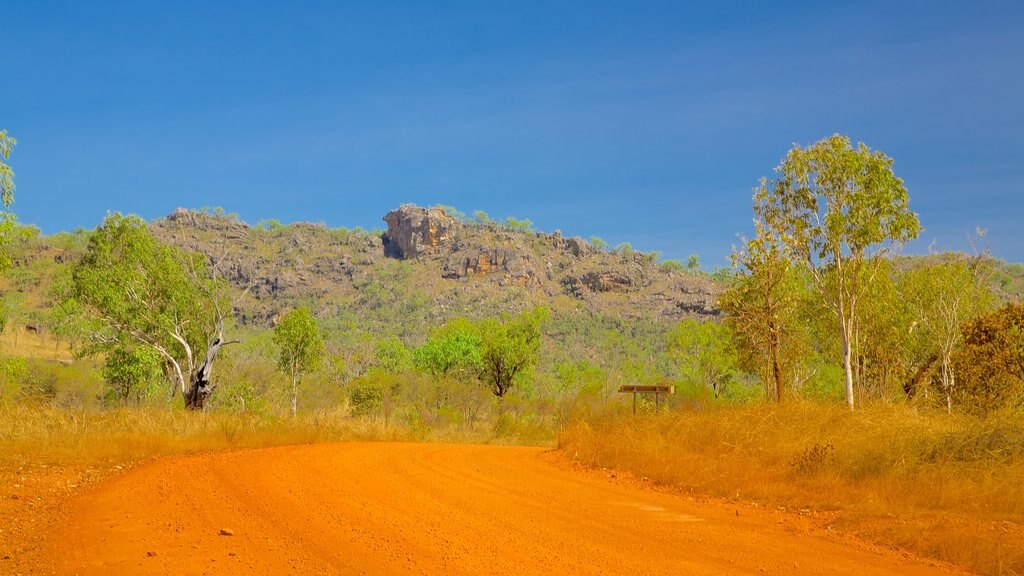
[0,404,376,466]
[0,401,554,468]
[560,401,1024,576]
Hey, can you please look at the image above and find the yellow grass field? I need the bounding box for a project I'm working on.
[560,402,1024,576]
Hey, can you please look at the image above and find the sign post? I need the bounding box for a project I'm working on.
[617,384,675,415]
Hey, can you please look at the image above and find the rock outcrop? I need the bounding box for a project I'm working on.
[382,205,460,259]
[147,205,721,327]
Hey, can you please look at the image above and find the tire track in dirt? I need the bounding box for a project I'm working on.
[49,443,969,575]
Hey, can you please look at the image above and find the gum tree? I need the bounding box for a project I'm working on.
[0,130,33,274]
[755,135,920,409]
[273,306,325,417]
[66,213,237,410]
[722,221,807,402]
[899,256,992,412]
[477,307,547,397]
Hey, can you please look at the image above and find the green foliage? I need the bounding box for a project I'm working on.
[898,256,993,410]
[590,236,608,251]
[660,259,684,273]
[687,254,700,270]
[668,319,740,400]
[348,377,383,417]
[373,336,413,373]
[255,219,285,232]
[722,223,808,401]
[434,205,468,223]
[0,131,33,275]
[65,213,232,406]
[755,134,922,408]
[477,306,548,397]
[273,307,325,415]
[0,130,16,208]
[102,344,163,405]
[274,307,325,378]
[614,242,633,256]
[472,210,491,224]
[413,318,483,379]
[505,216,534,232]
[348,372,402,424]
[0,214,36,274]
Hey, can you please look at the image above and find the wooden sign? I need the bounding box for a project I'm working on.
[618,384,675,414]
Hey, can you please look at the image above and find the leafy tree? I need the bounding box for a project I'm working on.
[951,302,1024,412]
[477,307,548,397]
[0,130,15,207]
[898,256,992,412]
[590,236,608,251]
[849,260,908,399]
[373,336,413,373]
[661,259,684,273]
[472,210,491,224]
[668,319,740,399]
[722,222,807,401]
[65,213,237,410]
[413,318,483,381]
[102,343,163,405]
[755,134,921,408]
[506,216,533,231]
[255,219,285,232]
[687,254,701,270]
[273,307,325,416]
[0,130,32,274]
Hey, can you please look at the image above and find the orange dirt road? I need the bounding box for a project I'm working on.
[50,443,967,575]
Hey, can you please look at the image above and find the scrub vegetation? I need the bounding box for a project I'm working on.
[2,131,1023,574]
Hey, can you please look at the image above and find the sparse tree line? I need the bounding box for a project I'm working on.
[715,135,1023,413]
[0,129,1021,420]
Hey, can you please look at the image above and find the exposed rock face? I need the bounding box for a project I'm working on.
[147,205,722,326]
[383,205,461,259]
[441,246,540,286]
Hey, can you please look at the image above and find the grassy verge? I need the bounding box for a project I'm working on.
[0,402,554,467]
[559,401,1024,576]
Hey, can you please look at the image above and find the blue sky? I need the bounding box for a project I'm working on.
[3,0,1023,266]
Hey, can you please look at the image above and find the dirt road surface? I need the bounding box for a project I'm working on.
[47,443,966,575]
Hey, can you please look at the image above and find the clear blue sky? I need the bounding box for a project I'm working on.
[3,0,1023,266]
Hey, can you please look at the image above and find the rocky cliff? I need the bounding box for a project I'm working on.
[129,205,721,332]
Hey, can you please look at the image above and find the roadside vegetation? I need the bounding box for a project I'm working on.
[1,131,1022,574]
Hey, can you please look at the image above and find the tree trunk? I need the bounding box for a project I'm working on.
[841,325,855,410]
[183,337,234,411]
[771,342,783,402]
[291,374,298,418]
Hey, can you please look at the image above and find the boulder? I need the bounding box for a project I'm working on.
[382,205,461,259]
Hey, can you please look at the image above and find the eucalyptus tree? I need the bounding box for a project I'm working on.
[66,213,237,409]
[722,221,806,401]
[273,306,325,417]
[668,319,739,399]
[899,256,992,412]
[755,135,921,408]
[414,318,483,381]
[0,130,33,274]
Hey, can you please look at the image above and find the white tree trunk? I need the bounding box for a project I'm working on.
[291,374,298,418]
[841,321,855,410]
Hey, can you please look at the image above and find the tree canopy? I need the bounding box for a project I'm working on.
[65,213,235,409]
[755,134,921,408]
[273,306,325,416]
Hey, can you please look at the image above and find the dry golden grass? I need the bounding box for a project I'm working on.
[0,404,398,467]
[0,401,554,468]
[0,326,75,363]
[560,401,1024,576]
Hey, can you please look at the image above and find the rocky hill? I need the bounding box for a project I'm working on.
[148,205,721,335]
